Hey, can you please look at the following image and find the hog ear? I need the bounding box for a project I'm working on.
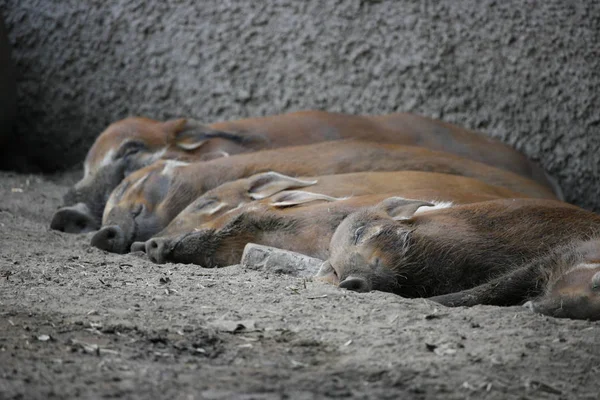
[193,199,228,216]
[197,150,230,162]
[247,172,318,200]
[163,118,249,151]
[269,190,345,208]
[379,197,434,221]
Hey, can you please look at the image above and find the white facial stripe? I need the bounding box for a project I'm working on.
[413,201,454,216]
[98,148,116,170]
[571,263,600,271]
[161,160,190,176]
[130,172,151,191]
[84,148,116,179]
[103,194,118,223]
[86,145,171,180]
[224,202,245,215]
[151,147,168,163]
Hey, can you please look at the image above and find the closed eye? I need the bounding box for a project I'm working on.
[196,198,218,211]
[116,140,147,159]
[353,226,366,245]
[132,203,145,218]
[373,257,381,268]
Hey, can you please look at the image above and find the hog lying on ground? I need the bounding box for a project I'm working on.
[149,170,529,243]
[319,197,600,320]
[51,110,559,234]
[137,172,529,266]
[91,141,556,253]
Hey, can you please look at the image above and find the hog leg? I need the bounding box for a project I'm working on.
[427,263,544,307]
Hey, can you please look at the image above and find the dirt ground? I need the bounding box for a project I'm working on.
[1,170,599,400]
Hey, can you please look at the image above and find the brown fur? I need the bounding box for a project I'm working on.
[84,117,175,178]
[54,110,558,235]
[88,111,548,182]
[157,170,530,240]
[94,140,556,253]
[143,175,533,266]
[428,241,600,320]
[325,198,600,320]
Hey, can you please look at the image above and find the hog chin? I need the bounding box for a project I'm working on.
[160,231,219,267]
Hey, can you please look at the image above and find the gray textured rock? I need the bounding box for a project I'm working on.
[0,0,598,209]
[241,243,323,277]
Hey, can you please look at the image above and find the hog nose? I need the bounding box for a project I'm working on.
[146,238,168,264]
[50,206,99,234]
[339,277,371,293]
[91,225,127,254]
[130,241,147,253]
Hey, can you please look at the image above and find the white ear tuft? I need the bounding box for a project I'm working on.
[247,172,318,200]
[177,140,208,151]
[269,190,346,208]
[379,197,435,220]
[171,119,246,151]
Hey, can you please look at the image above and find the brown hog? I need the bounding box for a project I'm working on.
[141,177,534,267]
[150,170,529,245]
[320,197,600,320]
[52,110,559,234]
[90,141,557,254]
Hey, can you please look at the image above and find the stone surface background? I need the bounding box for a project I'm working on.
[0,0,598,209]
[0,12,16,146]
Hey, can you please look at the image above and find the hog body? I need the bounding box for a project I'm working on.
[92,141,556,253]
[52,111,559,233]
[154,170,530,241]
[322,197,600,320]
[142,176,532,267]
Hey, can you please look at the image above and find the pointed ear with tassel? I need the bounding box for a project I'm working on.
[268,190,346,208]
[162,118,251,151]
[247,172,318,200]
[377,197,435,220]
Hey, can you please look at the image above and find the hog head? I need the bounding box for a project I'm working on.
[143,190,345,266]
[51,117,245,234]
[153,172,318,240]
[318,197,437,295]
[90,160,196,253]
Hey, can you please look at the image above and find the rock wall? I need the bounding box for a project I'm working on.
[0,0,599,209]
[0,12,16,146]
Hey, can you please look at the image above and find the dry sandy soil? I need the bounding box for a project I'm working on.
[1,170,599,399]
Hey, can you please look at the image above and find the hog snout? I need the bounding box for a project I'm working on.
[130,241,147,253]
[338,276,372,293]
[51,203,99,234]
[145,231,219,266]
[146,237,171,264]
[91,225,128,254]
